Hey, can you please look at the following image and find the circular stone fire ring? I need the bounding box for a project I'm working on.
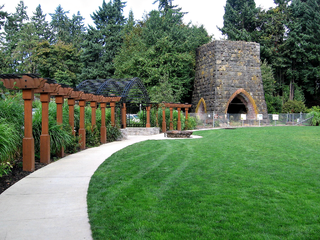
[166,130,193,138]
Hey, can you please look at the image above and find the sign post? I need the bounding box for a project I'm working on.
[272,114,279,126]
[257,114,263,127]
[241,114,246,127]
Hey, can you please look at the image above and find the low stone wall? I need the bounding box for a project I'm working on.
[166,130,193,138]
[125,127,160,136]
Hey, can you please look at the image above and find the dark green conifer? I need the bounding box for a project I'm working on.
[80,0,126,80]
[219,0,258,41]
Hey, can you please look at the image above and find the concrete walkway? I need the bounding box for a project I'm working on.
[0,134,201,240]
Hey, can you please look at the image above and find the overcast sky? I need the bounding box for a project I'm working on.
[2,0,276,39]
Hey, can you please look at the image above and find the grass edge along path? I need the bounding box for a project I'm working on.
[87,127,320,239]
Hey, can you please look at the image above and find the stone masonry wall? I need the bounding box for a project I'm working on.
[191,40,268,116]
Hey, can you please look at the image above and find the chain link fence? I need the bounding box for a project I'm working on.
[189,112,314,128]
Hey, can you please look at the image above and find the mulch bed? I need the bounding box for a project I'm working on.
[0,160,46,195]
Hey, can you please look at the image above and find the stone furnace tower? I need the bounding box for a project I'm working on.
[191,40,268,119]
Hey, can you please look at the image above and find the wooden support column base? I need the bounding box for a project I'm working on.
[100,126,107,144]
[177,121,181,131]
[40,134,50,164]
[162,121,166,133]
[79,128,86,150]
[23,137,35,172]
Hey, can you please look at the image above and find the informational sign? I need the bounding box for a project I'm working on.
[241,114,246,120]
[272,114,279,121]
[257,114,263,120]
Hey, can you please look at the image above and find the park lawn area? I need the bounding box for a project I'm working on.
[87,126,320,239]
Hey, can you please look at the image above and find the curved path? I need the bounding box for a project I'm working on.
[0,134,201,240]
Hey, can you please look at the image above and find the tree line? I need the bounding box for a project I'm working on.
[2,0,319,110]
[221,0,320,111]
[0,0,211,104]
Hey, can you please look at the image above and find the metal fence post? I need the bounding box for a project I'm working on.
[213,111,215,128]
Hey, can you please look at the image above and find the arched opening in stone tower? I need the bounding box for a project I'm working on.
[195,98,207,121]
[227,96,247,114]
[225,89,257,119]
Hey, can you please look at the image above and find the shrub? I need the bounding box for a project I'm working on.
[0,94,24,176]
[307,106,320,126]
[0,120,21,176]
[107,124,122,142]
[0,93,24,137]
[265,94,282,114]
[185,116,197,130]
[86,124,100,147]
[282,100,306,113]
[32,101,75,158]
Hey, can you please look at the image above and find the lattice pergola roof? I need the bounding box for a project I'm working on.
[76,78,150,103]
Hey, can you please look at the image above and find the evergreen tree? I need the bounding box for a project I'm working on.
[80,0,126,80]
[282,0,320,101]
[255,1,290,97]
[0,5,7,30]
[219,0,258,41]
[0,5,8,72]
[32,40,83,86]
[69,12,86,49]
[12,22,39,73]
[4,0,29,72]
[31,5,52,42]
[153,0,177,13]
[114,7,211,103]
[261,60,282,113]
[49,5,70,43]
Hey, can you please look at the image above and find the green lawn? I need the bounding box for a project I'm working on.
[87,127,320,239]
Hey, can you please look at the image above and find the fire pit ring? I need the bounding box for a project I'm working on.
[165,130,193,138]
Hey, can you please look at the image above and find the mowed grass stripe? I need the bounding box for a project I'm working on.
[87,127,320,239]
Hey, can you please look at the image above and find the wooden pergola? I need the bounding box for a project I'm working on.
[0,74,122,172]
[161,102,192,133]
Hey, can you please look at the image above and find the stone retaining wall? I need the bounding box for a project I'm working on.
[125,127,160,136]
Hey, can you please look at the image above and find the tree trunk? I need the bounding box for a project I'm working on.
[289,79,294,101]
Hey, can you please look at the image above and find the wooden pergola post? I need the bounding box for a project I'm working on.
[146,105,151,128]
[67,91,82,136]
[155,105,159,127]
[163,102,192,132]
[100,101,107,144]
[55,95,65,157]
[162,105,166,133]
[169,107,173,130]
[121,103,127,129]
[79,99,86,150]
[68,98,76,135]
[23,89,35,171]
[185,105,189,130]
[53,87,73,157]
[177,107,181,131]
[110,101,116,127]
[90,95,98,128]
[1,74,46,171]
[34,83,60,164]
[39,93,50,163]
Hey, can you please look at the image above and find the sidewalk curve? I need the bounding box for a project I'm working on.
[0,134,201,240]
